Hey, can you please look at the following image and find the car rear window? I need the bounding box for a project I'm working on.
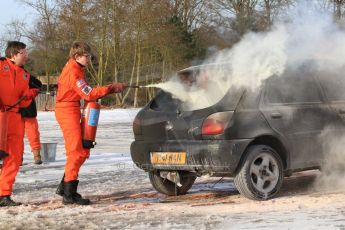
[265,73,322,104]
[150,63,236,111]
[150,90,180,112]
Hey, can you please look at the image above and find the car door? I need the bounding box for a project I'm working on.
[261,73,331,170]
[317,71,345,137]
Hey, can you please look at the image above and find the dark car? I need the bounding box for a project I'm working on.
[130,62,345,200]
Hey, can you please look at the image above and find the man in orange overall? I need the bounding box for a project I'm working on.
[21,76,43,164]
[55,41,127,205]
[0,41,40,206]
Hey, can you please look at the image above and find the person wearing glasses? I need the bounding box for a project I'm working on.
[55,41,127,205]
[0,41,40,206]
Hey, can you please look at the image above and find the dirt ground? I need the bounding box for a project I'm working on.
[2,168,345,229]
[1,110,345,229]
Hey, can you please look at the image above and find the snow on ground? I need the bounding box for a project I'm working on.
[1,109,345,229]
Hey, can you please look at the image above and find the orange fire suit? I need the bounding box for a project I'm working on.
[0,58,32,196]
[55,59,111,182]
[24,117,41,151]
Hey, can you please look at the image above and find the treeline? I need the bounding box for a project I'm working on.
[2,0,345,107]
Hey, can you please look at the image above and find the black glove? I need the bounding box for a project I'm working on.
[29,75,43,89]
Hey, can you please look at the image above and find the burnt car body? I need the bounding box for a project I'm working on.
[130,62,345,200]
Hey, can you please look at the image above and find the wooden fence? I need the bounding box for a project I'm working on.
[36,92,56,111]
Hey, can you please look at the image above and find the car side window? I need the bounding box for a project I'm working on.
[318,73,345,101]
[265,74,322,104]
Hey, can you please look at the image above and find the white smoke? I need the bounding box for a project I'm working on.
[149,3,345,111]
[148,25,289,110]
[214,25,288,89]
[314,127,345,192]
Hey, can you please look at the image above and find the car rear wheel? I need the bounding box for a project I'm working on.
[149,171,196,196]
[234,145,284,200]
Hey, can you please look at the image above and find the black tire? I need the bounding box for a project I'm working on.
[234,145,284,200]
[149,171,196,196]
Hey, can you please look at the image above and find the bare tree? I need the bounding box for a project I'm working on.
[6,0,254,107]
[333,0,345,19]
[20,0,61,110]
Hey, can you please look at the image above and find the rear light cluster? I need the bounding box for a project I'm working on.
[133,117,142,135]
[201,111,234,136]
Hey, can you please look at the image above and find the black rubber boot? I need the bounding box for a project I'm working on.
[32,149,42,165]
[56,175,82,199]
[0,196,22,207]
[56,175,65,196]
[63,180,90,205]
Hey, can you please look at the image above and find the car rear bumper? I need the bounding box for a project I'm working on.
[130,139,252,175]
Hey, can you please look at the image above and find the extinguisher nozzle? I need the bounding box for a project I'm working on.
[125,85,142,89]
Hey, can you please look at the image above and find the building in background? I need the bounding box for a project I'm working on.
[35,76,58,111]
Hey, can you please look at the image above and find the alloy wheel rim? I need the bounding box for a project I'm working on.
[249,152,279,195]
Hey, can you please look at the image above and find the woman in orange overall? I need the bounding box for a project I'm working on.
[0,41,40,207]
[21,76,43,164]
[24,117,41,164]
[55,42,127,205]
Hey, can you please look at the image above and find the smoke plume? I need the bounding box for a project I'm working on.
[150,2,345,111]
[314,127,345,192]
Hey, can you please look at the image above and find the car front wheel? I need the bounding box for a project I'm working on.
[149,171,196,196]
[234,145,284,200]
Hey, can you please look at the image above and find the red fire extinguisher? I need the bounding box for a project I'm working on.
[81,101,101,149]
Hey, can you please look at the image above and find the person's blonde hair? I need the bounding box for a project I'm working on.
[69,41,91,59]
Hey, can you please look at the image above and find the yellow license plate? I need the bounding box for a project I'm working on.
[151,152,187,165]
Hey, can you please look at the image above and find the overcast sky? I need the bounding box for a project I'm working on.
[0,1,35,32]
[0,1,35,54]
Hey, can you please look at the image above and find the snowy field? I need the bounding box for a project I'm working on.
[1,109,345,229]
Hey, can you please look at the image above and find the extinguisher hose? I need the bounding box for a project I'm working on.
[5,96,26,112]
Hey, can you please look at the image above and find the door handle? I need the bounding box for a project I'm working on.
[270,112,282,119]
